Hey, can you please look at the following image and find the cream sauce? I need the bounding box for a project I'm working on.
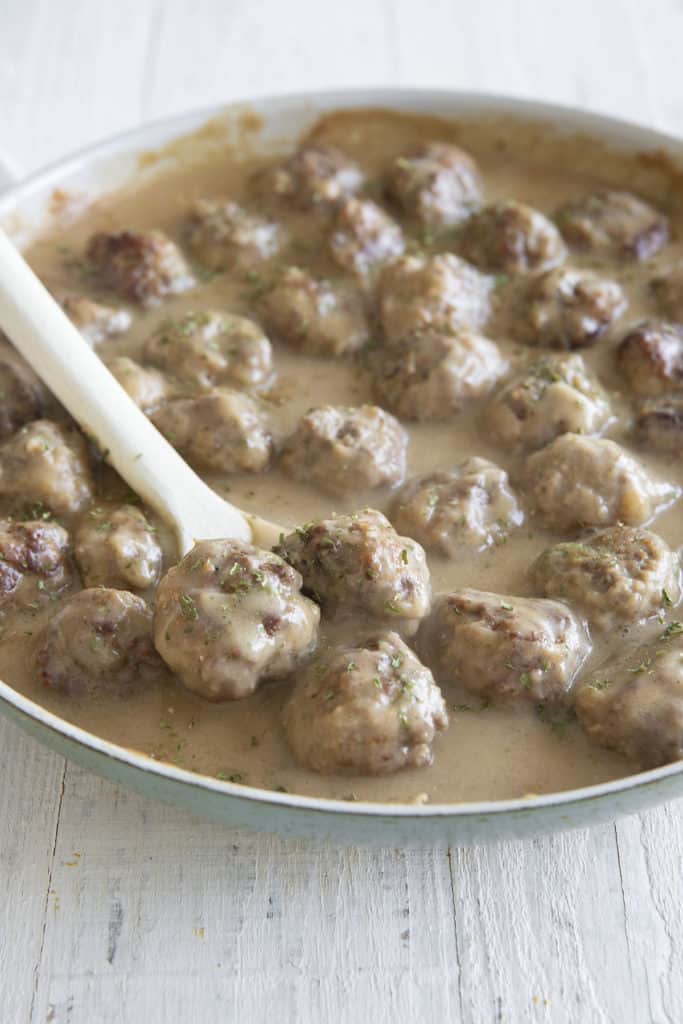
[9,108,683,804]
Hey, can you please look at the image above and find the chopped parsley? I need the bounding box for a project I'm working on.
[180,594,199,621]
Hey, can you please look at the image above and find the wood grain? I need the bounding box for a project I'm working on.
[2,1,683,1021]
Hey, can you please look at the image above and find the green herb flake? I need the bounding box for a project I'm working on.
[180,594,199,621]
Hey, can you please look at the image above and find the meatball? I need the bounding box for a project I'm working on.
[34,588,162,697]
[459,199,566,275]
[259,266,369,357]
[275,509,431,624]
[253,144,363,209]
[151,390,273,474]
[515,266,626,349]
[379,252,492,345]
[524,434,675,531]
[185,198,282,271]
[154,539,319,701]
[386,142,482,231]
[371,328,507,421]
[418,590,589,706]
[576,628,683,768]
[86,230,195,306]
[616,320,683,396]
[329,198,404,276]
[75,505,162,590]
[530,526,680,632]
[0,519,70,606]
[556,190,669,261]
[635,395,683,452]
[0,420,93,516]
[283,633,448,775]
[61,295,132,346]
[0,337,49,439]
[651,262,683,320]
[144,311,273,391]
[105,356,170,413]
[486,354,612,452]
[390,459,524,557]
[280,405,407,495]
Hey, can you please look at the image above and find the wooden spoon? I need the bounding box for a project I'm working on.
[0,228,282,553]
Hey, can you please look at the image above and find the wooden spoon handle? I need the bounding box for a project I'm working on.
[0,228,252,551]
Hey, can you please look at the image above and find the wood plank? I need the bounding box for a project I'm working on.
[140,0,396,121]
[0,720,65,1023]
[449,825,645,1023]
[1,0,154,172]
[31,765,460,1023]
[615,808,683,1024]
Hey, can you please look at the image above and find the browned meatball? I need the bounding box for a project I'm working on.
[386,142,482,230]
[253,144,364,210]
[557,190,669,261]
[515,266,626,349]
[86,230,195,306]
[185,198,283,270]
[635,395,683,452]
[145,311,273,391]
[391,459,524,557]
[0,337,49,439]
[651,261,683,320]
[530,526,680,632]
[372,328,507,421]
[259,266,369,356]
[0,519,71,607]
[280,405,407,495]
[524,434,676,531]
[459,200,566,274]
[283,633,448,775]
[154,540,319,701]
[34,588,162,697]
[486,354,612,452]
[379,252,492,345]
[61,295,132,346]
[75,505,162,590]
[576,628,683,768]
[105,356,171,413]
[152,390,273,474]
[329,198,404,276]
[418,590,590,706]
[275,509,431,624]
[0,420,93,516]
[617,320,683,396]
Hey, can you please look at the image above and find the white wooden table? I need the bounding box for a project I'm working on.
[2,2,683,1020]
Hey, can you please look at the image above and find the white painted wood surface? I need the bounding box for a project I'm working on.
[2,1,683,1020]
